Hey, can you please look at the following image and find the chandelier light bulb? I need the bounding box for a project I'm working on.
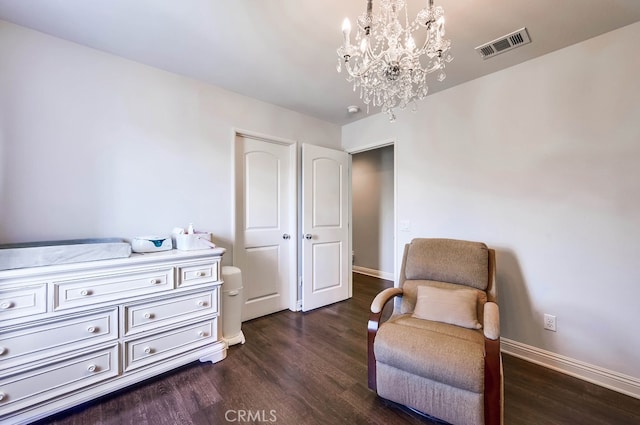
[406,36,416,51]
[360,37,368,52]
[342,18,352,45]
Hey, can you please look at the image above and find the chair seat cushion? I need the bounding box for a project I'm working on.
[374,315,485,393]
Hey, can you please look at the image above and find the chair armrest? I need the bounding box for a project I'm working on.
[484,302,500,340]
[368,287,403,391]
[370,287,403,314]
[483,301,502,425]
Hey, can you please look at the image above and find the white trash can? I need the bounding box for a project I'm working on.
[221,266,246,346]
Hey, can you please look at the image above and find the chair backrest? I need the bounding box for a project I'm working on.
[404,238,489,290]
[396,238,497,315]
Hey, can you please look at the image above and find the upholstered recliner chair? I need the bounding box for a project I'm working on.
[368,238,502,425]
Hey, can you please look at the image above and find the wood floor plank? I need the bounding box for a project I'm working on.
[34,273,640,425]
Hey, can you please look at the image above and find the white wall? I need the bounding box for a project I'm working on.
[343,22,640,381]
[0,20,341,263]
[352,146,394,275]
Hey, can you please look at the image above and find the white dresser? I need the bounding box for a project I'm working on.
[0,248,226,425]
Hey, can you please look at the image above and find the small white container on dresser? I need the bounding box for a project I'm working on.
[0,248,226,425]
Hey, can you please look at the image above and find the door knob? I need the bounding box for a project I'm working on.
[303,234,313,240]
[282,233,291,240]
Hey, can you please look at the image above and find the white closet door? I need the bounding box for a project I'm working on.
[301,143,351,311]
[237,135,295,321]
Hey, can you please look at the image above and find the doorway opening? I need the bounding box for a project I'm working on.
[350,142,396,283]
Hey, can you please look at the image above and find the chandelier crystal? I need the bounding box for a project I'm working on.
[337,0,453,121]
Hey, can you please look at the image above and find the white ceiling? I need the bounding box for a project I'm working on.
[1,0,639,126]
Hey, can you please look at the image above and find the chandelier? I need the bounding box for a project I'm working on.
[337,0,453,121]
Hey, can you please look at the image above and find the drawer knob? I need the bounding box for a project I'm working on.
[0,392,5,402]
[198,330,207,338]
[144,346,152,354]
[0,302,13,309]
[144,312,153,319]
[197,271,206,277]
[0,347,6,355]
[80,289,91,296]
[87,326,97,333]
[87,364,97,373]
[150,278,163,285]
[197,300,206,307]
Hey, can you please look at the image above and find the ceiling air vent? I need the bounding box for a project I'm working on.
[475,27,531,60]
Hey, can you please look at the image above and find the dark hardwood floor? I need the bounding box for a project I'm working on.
[37,274,640,425]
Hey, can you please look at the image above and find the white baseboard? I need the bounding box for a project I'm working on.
[501,338,640,400]
[353,266,393,281]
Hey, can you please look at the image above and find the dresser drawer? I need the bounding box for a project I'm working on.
[123,290,217,336]
[0,345,118,416]
[53,267,174,310]
[0,309,117,371]
[177,261,219,288]
[124,320,216,371]
[0,283,46,321]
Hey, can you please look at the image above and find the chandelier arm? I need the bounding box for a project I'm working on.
[425,62,442,74]
[344,57,380,79]
[419,35,432,52]
[343,48,389,79]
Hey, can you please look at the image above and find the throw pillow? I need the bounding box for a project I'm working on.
[412,285,482,329]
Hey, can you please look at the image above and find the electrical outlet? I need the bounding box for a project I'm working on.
[544,314,557,332]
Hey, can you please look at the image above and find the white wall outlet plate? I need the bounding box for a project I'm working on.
[544,314,557,332]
